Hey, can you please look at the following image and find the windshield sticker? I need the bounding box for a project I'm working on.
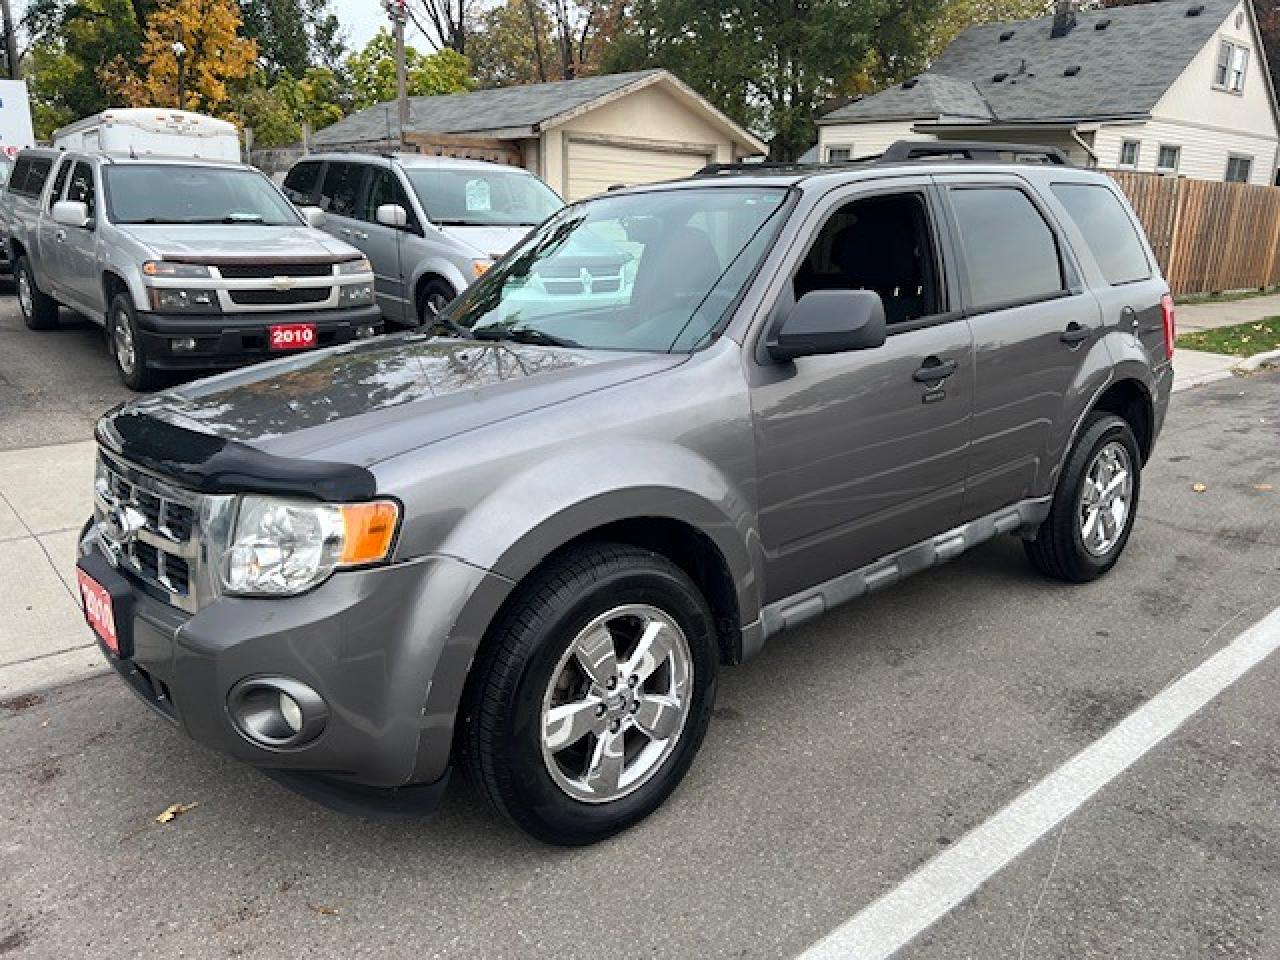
[466,179,492,212]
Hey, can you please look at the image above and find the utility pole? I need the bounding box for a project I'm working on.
[172,28,187,110]
[1,0,20,80]
[383,0,409,148]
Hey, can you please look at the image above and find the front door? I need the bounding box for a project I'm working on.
[357,168,413,324]
[751,182,975,603]
[56,160,103,314]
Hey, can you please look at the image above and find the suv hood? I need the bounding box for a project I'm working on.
[114,223,359,261]
[118,333,685,466]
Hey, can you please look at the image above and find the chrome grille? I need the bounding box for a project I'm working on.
[94,452,201,612]
[538,264,625,296]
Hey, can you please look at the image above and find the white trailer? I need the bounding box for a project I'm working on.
[0,79,36,158]
[52,109,241,162]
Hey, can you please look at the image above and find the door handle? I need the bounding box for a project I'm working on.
[354,231,369,241]
[55,230,67,242]
[1060,322,1090,345]
[913,356,957,383]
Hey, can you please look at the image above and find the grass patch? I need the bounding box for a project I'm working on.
[1177,317,1280,356]
[1177,287,1279,306]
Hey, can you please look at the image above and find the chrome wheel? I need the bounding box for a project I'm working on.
[425,292,449,318]
[540,604,693,804]
[112,308,137,376]
[16,268,32,319]
[1078,440,1132,557]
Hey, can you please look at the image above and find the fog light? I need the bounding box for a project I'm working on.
[227,676,328,748]
[355,324,378,339]
[171,337,198,353]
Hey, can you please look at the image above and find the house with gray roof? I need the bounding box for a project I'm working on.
[311,69,766,201]
[818,0,1279,185]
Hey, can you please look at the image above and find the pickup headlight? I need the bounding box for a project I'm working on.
[340,282,374,306]
[337,258,372,276]
[143,261,211,278]
[221,496,400,596]
[149,287,219,313]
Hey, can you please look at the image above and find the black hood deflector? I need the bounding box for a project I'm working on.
[97,408,377,502]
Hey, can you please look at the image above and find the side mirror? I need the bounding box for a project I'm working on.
[767,289,887,363]
[376,203,409,229]
[299,205,326,229]
[52,200,90,228]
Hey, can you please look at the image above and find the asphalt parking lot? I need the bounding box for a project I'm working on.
[1,293,1279,959]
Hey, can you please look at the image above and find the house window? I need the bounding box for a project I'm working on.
[1156,145,1181,173]
[826,146,852,162]
[1225,155,1253,182]
[1215,40,1249,92]
[1119,140,1140,167]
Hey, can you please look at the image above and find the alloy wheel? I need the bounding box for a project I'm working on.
[1078,440,1133,557]
[113,309,137,376]
[17,269,33,320]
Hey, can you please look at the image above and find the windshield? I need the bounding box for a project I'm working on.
[105,165,302,225]
[404,167,563,227]
[443,186,790,353]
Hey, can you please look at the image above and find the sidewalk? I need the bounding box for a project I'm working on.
[1172,290,1280,390]
[0,440,104,699]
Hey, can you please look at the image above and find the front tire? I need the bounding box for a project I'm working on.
[15,256,59,330]
[108,293,159,391]
[461,543,719,845]
[1024,413,1141,582]
[417,278,455,327]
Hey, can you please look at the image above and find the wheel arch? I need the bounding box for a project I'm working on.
[1087,375,1155,464]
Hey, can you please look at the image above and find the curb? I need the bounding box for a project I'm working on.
[1233,347,1280,374]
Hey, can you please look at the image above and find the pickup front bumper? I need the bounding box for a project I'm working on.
[135,304,383,371]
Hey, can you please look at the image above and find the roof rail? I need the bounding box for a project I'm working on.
[879,140,1070,166]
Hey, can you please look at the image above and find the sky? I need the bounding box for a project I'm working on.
[332,0,432,53]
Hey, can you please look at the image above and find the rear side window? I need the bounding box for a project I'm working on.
[950,187,1064,309]
[9,156,53,198]
[1051,183,1151,286]
[318,162,365,217]
[283,161,322,204]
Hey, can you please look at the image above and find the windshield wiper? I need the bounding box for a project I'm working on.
[472,326,579,348]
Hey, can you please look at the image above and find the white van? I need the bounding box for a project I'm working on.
[52,109,241,162]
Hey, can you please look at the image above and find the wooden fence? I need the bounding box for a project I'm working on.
[1107,170,1280,297]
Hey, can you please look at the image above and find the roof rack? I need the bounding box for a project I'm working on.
[879,140,1070,165]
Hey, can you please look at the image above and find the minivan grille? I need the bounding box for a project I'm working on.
[538,264,624,296]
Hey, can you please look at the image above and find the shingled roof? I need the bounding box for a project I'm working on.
[821,0,1238,125]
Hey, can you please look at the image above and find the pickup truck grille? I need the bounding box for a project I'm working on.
[217,263,335,279]
[228,288,331,306]
[94,452,201,611]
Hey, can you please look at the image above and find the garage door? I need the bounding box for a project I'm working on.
[565,140,713,201]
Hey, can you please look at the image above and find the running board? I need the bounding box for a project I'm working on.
[751,498,1051,653]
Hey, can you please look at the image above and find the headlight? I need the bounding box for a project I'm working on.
[148,287,219,313]
[143,261,211,278]
[337,258,372,276]
[340,282,374,306]
[221,496,399,597]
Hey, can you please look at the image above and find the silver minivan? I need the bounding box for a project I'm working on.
[283,154,563,326]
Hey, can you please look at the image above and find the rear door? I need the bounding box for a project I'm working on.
[937,174,1102,520]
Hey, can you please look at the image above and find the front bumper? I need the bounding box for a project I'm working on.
[134,304,383,371]
[77,525,509,805]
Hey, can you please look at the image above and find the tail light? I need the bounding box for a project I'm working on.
[1160,293,1176,360]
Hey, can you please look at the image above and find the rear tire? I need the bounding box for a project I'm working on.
[108,293,159,391]
[461,543,718,846]
[15,256,59,330]
[1024,412,1141,582]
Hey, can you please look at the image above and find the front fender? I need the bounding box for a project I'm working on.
[408,254,471,302]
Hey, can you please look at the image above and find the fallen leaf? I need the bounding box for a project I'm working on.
[1255,483,1274,492]
[1192,483,1207,493]
[309,904,340,916]
[155,801,199,824]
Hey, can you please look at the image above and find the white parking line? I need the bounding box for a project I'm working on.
[797,604,1280,960]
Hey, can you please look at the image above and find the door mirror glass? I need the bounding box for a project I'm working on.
[375,203,409,229]
[299,205,326,229]
[767,289,887,363]
[52,200,90,228]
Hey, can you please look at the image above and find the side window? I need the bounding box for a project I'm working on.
[319,162,365,217]
[1051,183,1150,286]
[66,162,96,220]
[8,157,31,195]
[282,161,321,204]
[361,169,412,223]
[47,157,73,211]
[23,158,53,198]
[792,191,941,326]
[950,187,1064,309]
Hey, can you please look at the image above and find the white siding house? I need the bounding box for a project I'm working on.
[819,0,1280,185]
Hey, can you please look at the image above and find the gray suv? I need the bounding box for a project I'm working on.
[282,153,563,325]
[76,142,1174,845]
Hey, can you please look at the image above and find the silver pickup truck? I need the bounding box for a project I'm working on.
[2,148,381,390]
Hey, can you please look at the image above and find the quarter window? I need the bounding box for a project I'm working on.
[1051,184,1150,286]
[1118,140,1140,167]
[1156,145,1181,172]
[318,162,365,217]
[950,187,1064,309]
[1225,155,1253,183]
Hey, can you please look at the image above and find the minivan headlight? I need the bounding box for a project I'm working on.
[221,496,400,596]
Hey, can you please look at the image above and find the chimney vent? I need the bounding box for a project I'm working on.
[999,29,1016,41]
[1095,18,1111,30]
